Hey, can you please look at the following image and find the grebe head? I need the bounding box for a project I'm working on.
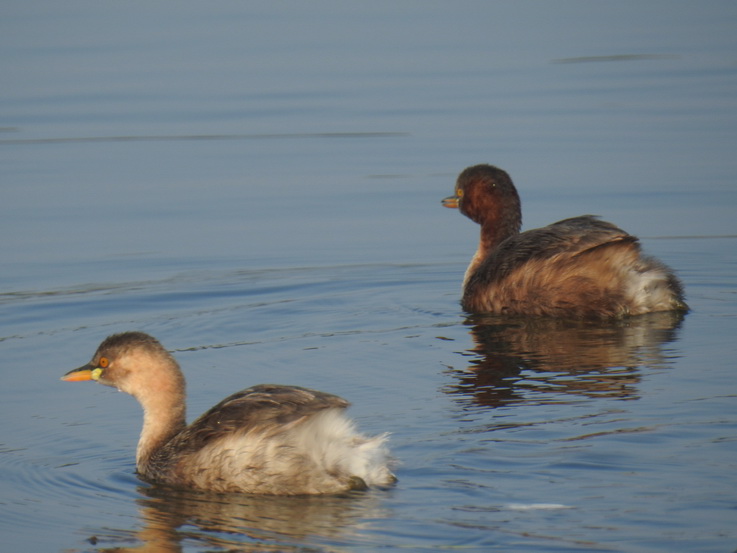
[442,164,521,227]
[61,331,185,404]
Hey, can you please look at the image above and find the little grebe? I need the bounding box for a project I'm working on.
[62,332,395,495]
[442,164,688,319]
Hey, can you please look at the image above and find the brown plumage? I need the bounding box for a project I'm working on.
[442,164,688,319]
[62,332,395,495]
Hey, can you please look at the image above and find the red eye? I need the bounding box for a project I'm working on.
[99,357,109,368]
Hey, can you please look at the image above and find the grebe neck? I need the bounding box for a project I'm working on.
[136,396,186,467]
[463,215,521,289]
[481,202,522,249]
[134,382,187,468]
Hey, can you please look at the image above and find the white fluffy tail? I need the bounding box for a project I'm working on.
[296,410,396,488]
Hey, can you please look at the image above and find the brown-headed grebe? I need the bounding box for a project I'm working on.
[442,164,688,319]
[62,331,395,495]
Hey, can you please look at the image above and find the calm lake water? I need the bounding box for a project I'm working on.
[2,2,736,552]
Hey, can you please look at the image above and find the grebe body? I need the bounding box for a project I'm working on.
[442,164,687,318]
[62,332,395,495]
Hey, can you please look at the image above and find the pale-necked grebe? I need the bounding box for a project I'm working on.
[442,164,688,319]
[62,331,395,495]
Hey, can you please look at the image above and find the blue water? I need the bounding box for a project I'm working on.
[2,2,736,552]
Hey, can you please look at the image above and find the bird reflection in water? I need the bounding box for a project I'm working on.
[83,482,390,552]
[444,311,685,408]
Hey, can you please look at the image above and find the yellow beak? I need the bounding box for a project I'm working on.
[61,364,97,382]
[441,195,459,209]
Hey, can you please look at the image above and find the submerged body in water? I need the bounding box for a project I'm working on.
[62,331,395,495]
[442,164,687,319]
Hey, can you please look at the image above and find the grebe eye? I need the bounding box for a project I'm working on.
[99,357,109,368]
[456,189,463,198]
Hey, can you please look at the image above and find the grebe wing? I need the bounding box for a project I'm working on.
[481,215,636,284]
[171,385,350,453]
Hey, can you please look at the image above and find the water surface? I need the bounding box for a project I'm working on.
[2,2,736,552]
